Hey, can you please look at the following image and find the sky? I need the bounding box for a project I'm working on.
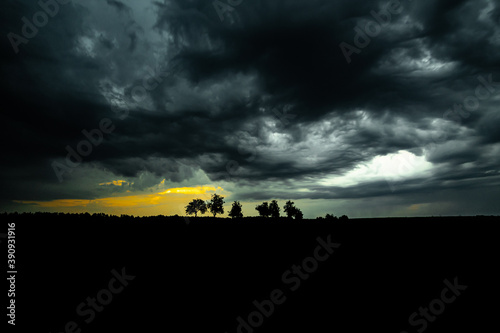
[1,0,499,218]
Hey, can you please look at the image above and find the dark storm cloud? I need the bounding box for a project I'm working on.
[147,0,500,184]
[106,0,131,15]
[1,1,110,199]
[1,0,500,214]
[153,0,483,120]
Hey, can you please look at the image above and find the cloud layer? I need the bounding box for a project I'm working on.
[1,0,500,217]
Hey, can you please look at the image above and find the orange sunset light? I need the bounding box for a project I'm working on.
[14,185,226,216]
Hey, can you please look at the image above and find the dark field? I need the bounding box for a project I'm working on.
[5,213,499,332]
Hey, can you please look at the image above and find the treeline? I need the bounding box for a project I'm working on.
[185,194,349,220]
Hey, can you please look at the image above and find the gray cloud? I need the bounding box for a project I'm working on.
[1,0,500,216]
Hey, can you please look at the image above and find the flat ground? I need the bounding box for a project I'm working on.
[7,214,499,332]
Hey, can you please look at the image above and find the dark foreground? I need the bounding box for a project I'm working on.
[3,213,499,332]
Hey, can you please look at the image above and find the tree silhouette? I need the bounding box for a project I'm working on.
[255,202,271,217]
[325,214,338,221]
[229,201,243,219]
[283,200,303,219]
[207,194,225,217]
[269,200,280,218]
[283,200,296,218]
[185,198,207,217]
[339,215,349,221]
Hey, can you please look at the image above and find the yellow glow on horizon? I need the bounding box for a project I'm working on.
[14,185,226,216]
[157,186,222,195]
[99,180,129,186]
